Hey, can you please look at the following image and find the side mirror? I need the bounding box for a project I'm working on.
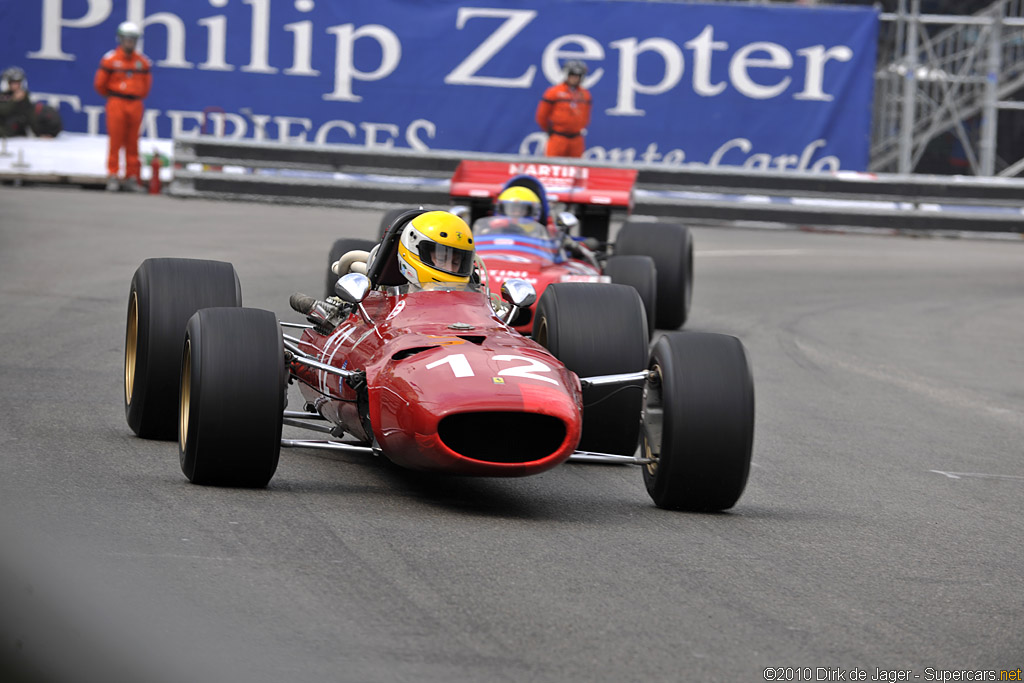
[556,212,579,234]
[449,205,471,223]
[335,272,371,304]
[500,278,536,310]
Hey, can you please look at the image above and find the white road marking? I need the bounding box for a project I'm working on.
[929,470,1024,481]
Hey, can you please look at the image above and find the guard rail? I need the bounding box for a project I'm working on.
[169,137,1024,234]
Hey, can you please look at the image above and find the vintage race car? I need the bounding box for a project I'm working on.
[449,160,694,332]
[449,159,636,243]
[124,210,754,511]
[334,163,693,334]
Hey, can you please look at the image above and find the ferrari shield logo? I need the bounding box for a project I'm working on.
[492,377,505,384]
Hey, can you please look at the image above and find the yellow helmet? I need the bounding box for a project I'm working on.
[496,186,541,221]
[397,211,475,285]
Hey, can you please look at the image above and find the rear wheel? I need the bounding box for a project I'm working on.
[642,332,754,511]
[124,258,241,440]
[179,307,286,487]
[325,237,378,299]
[604,254,657,338]
[532,283,648,456]
[615,221,693,330]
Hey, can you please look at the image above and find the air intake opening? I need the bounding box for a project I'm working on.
[438,412,566,464]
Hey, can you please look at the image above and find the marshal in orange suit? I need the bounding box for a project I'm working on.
[535,60,592,158]
[94,22,152,192]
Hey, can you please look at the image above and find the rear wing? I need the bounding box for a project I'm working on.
[450,160,637,211]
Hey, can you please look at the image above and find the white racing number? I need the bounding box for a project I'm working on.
[425,353,474,378]
[425,352,557,385]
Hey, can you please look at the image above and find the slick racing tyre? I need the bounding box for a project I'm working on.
[615,221,693,330]
[642,332,754,511]
[124,258,241,440]
[325,237,378,299]
[604,254,657,338]
[179,307,286,487]
[532,283,648,456]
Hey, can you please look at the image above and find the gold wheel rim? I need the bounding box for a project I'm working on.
[179,338,191,449]
[125,291,138,405]
[644,363,663,476]
[535,318,548,348]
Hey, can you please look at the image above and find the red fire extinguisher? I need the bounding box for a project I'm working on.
[148,152,162,195]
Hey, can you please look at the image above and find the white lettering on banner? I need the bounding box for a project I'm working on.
[38,89,437,147]
[85,105,104,134]
[275,115,313,143]
[361,122,399,148]
[686,25,728,97]
[29,0,112,61]
[794,45,853,101]
[405,119,436,151]
[250,114,272,141]
[198,2,232,72]
[140,108,160,138]
[604,24,853,113]
[607,37,684,116]
[27,5,858,108]
[283,0,319,76]
[207,111,248,138]
[167,110,206,139]
[706,137,839,170]
[240,0,275,73]
[33,92,81,115]
[314,120,357,145]
[127,0,194,68]
[445,8,537,88]
[541,34,605,88]
[324,23,401,102]
[528,136,841,170]
[729,41,791,100]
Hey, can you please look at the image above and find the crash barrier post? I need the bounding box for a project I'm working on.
[169,137,1024,234]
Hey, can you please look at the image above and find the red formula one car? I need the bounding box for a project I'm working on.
[125,210,754,510]
[449,160,694,333]
[338,160,693,335]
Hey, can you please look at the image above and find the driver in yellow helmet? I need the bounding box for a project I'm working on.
[496,186,541,221]
[475,186,545,237]
[397,211,476,288]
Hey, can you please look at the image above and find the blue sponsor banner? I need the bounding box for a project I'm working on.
[1,0,878,170]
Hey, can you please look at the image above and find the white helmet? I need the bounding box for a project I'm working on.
[117,21,141,39]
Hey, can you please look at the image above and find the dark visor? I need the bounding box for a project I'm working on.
[417,242,474,277]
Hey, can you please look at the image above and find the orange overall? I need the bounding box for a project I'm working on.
[535,82,592,158]
[94,47,152,181]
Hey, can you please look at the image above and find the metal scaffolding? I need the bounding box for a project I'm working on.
[871,0,1024,176]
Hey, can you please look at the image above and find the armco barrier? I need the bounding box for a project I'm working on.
[170,138,1024,234]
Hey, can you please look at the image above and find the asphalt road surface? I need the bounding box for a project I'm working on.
[1,186,1021,683]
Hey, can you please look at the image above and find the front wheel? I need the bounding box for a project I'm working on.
[532,283,648,456]
[642,332,754,511]
[124,258,241,440]
[179,307,286,487]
